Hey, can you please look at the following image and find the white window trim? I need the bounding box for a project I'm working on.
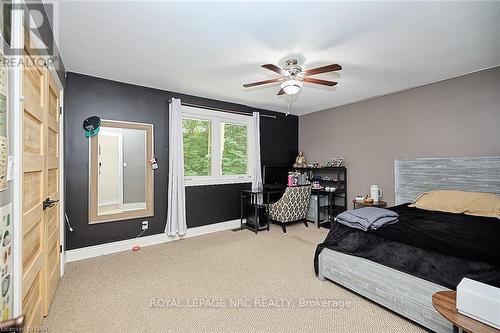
[182,106,253,187]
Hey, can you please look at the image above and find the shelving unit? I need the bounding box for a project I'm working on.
[294,166,347,228]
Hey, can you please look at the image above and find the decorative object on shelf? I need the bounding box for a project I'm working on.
[287,171,310,186]
[311,175,322,182]
[364,197,374,203]
[370,184,383,202]
[312,181,323,189]
[297,173,308,185]
[293,151,307,168]
[326,157,344,167]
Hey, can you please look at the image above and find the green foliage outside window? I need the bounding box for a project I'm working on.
[182,118,211,176]
[182,118,248,177]
[221,123,248,175]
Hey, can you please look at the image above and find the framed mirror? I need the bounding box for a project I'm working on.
[89,120,154,224]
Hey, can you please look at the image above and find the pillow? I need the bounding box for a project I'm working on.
[411,190,500,218]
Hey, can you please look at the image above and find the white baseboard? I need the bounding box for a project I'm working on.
[65,219,241,263]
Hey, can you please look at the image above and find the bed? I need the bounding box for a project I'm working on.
[315,157,500,333]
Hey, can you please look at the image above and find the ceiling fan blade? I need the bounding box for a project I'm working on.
[277,88,285,95]
[303,77,338,87]
[303,64,342,76]
[261,64,287,76]
[243,78,282,88]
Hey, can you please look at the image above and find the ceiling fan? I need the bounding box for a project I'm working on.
[243,59,342,95]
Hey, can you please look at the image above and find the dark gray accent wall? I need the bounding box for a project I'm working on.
[299,67,500,207]
[65,72,298,250]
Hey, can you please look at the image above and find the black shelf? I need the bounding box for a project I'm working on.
[314,179,345,183]
[296,166,347,229]
[294,166,346,170]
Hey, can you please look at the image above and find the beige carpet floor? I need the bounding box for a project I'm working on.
[44,224,427,333]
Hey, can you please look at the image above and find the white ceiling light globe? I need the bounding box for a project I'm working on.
[280,79,303,95]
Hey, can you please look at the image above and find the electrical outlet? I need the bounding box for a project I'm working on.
[141,221,149,230]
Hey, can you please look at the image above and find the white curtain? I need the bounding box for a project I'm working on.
[166,98,187,236]
[252,112,263,202]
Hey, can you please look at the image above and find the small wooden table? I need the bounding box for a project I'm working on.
[432,291,500,333]
[352,199,387,209]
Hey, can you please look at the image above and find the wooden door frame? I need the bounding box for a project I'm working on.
[42,65,64,278]
[11,10,66,318]
[12,6,25,319]
[44,63,63,315]
[55,79,64,278]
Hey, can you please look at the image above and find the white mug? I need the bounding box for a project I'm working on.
[370,184,383,202]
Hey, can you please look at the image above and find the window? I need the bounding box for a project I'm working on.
[183,118,212,177]
[221,122,248,175]
[182,106,253,186]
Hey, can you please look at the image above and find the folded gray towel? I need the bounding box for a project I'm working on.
[336,207,399,231]
[370,217,399,230]
[335,217,371,231]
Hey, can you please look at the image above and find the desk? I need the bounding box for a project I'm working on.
[240,188,285,234]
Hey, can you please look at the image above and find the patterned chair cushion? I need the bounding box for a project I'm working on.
[269,185,312,223]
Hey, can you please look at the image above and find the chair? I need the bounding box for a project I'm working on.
[268,185,312,233]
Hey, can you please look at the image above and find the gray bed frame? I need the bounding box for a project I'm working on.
[317,156,500,333]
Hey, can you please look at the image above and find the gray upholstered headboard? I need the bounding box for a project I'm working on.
[394,157,500,205]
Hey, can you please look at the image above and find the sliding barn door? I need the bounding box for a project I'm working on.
[22,50,46,328]
[22,49,62,328]
[43,73,61,313]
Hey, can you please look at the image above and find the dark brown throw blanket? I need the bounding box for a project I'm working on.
[314,204,500,289]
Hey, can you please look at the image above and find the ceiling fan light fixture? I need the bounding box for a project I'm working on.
[280,79,303,95]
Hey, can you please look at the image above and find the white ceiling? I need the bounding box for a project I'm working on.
[53,1,500,115]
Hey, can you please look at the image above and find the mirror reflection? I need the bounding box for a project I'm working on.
[97,127,147,216]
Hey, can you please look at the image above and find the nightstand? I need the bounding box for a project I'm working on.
[352,200,387,209]
[432,291,500,333]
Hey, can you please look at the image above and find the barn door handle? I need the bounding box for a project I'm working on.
[43,198,59,210]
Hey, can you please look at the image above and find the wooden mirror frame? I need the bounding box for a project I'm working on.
[89,120,154,224]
